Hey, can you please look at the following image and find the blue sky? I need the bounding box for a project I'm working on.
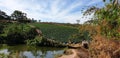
[0,0,105,23]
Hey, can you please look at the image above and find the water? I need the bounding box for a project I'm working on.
[0,44,64,58]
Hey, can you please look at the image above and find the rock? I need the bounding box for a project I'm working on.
[82,40,89,49]
[59,48,90,58]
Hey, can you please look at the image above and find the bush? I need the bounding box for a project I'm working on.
[26,36,43,45]
[2,23,38,44]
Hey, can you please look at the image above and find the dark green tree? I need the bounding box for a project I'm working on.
[11,10,27,23]
[0,10,9,20]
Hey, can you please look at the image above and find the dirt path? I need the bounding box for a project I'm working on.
[59,49,78,58]
[59,47,89,58]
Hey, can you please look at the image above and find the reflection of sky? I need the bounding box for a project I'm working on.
[23,50,63,58]
[0,49,10,55]
[0,0,105,23]
[0,49,63,58]
[46,50,64,58]
[23,51,35,58]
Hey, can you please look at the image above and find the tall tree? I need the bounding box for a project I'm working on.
[0,10,9,20]
[76,20,80,24]
[11,10,27,22]
[103,0,119,5]
[84,0,120,38]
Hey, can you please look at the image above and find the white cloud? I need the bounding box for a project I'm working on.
[0,0,104,24]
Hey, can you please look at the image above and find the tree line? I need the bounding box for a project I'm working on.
[0,10,37,23]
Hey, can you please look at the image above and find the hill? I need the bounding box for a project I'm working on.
[31,23,79,42]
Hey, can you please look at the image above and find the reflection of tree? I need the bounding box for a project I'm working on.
[8,50,20,58]
[8,50,27,58]
[31,48,38,58]
[30,47,47,58]
[0,45,63,58]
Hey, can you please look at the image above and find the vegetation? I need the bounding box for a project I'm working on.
[0,10,10,20]
[0,22,81,46]
[84,0,120,39]
[0,23,38,44]
[0,0,120,57]
[82,0,120,58]
[59,0,120,57]
[31,23,79,42]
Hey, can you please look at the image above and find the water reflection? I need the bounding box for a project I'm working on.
[0,45,64,58]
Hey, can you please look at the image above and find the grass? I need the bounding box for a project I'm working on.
[31,23,79,42]
[90,35,120,58]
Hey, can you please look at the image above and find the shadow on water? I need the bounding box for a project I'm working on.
[0,44,64,58]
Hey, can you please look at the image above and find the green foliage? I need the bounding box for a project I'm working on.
[11,10,28,23]
[84,0,120,39]
[0,53,8,58]
[0,10,9,20]
[0,23,38,44]
[31,23,79,42]
[26,36,43,45]
[0,23,5,34]
[74,25,92,42]
[95,3,120,38]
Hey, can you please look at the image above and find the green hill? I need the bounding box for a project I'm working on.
[31,23,79,42]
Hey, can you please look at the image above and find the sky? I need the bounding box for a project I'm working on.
[0,0,105,24]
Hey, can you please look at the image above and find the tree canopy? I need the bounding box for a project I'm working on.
[0,10,9,20]
[83,0,120,39]
[11,10,27,22]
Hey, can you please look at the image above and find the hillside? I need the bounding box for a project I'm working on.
[31,23,79,42]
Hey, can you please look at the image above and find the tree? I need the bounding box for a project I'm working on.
[84,0,120,38]
[103,0,119,5]
[76,20,80,24]
[39,20,41,22]
[0,10,9,20]
[31,18,37,23]
[11,10,27,23]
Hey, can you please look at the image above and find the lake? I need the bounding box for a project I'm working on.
[0,44,64,58]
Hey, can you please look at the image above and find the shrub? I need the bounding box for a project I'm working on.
[2,23,38,44]
[26,36,43,45]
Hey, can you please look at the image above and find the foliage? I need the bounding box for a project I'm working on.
[95,2,120,39]
[31,23,79,42]
[0,23,9,44]
[76,20,80,24]
[0,53,9,58]
[76,24,95,41]
[0,9,34,23]
[0,10,9,20]
[0,23,5,34]
[10,10,32,23]
[0,23,38,44]
[26,36,43,45]
[82,0,120,58]
[83,0,120,39]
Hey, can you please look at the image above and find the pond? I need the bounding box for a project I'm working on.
[0,44,64,58]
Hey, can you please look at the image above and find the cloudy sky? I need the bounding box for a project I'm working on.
[0,0,105,23]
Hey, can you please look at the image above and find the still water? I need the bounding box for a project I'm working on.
[0,44,64,58]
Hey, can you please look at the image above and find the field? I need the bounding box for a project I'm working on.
[31,23,79,42]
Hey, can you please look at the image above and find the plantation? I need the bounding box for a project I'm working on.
[0,22,82,45]
[31,23,79,42]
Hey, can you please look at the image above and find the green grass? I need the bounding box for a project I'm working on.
[31,23,79,42]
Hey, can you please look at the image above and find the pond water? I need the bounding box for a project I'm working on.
[0,44,64,58]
